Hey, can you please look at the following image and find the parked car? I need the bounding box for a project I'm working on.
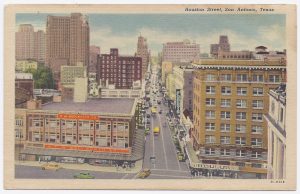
[74,172,95,179]
[41,162,62,171]
[137,169,151,179]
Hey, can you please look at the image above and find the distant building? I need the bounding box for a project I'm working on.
[15,60,38,72]
[60,64,87,100]
[136,35,150,79]
[210,35,231,57]
[97,48,142,89]
[89,45,100,73]
[166,73,176,101]
[162,39,200,63]
[253,46,286,61]
[15,24,45,63]
[161,61,173,86]
[265,84,286,179]
[46,13,89,84]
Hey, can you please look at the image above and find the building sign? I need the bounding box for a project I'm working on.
[44,144,130,154]
[175,89,181,115]
[192,162,240,171]
[57,114,99,121]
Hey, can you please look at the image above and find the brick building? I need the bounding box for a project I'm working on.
[97,48,142,89]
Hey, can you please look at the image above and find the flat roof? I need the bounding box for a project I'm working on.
[41,98,136,115]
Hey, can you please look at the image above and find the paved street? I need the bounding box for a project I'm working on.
[142,66,191,179]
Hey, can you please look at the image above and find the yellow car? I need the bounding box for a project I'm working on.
[41,162,62,171]
[137,168,151,179]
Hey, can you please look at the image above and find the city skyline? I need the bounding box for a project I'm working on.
[16,13,286,55]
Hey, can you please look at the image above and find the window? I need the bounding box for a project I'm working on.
[236,150,246,157]
[15,119,23,126]
[251,125,263,134]
[237,87,247,96]
[205,123,215,131]
[236,99,247,108]
[220,124,230,132]
[221,99,231,107]
[253,87,264,96]
[252,74,264,82]
[269,75,280,83]
[252,113,263,121]
[251,163,262,168]
[251,151,262,159]
[221,86,231,95]
[235,137,246,145]
[206,98,216,106]
[220,136,230,144]
[236,124,246,133]
[220,74,232,81]
[205,136,216,144]
[252,100,264,109]
[206,111,215,119]
[236,74,248,82]
[206,86,215,94]
[280,108,284,122]
[206,74,216,81]
[236,112,247,120]
[221,111,231,120]
[251,138,262,147]
[220,149,231,156]
[205,148,215,155]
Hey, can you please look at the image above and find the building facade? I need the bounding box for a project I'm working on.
[15,24,45,63]
[46,13,89,83]
[97,48,142,89]
[191,59,286,178]
[136,35,150,79]
[89,45,100,73]
[173,65,194,119]
[166,73,176,101]
[265,84,286,179]
[18,98,144,165]
[162,40,200,63]
[15,73,34,108]
[15,60,38,72]
[161,61,173,86]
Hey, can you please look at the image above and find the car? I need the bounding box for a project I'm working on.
[146,114,151,118]
[41,162,62,171]
[137,169,151,179]
[74,172,95,179]
[159,110,162,114]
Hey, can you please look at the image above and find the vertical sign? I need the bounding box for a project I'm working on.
[175,89,181,115]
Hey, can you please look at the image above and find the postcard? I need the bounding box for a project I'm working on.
[3,4,297,190]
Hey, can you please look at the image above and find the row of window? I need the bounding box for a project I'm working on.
[205,123,263,133]
[205,74,281,83]
[205,136,262,147]
[205,111,263,121]
[206,98,264,109]
[206,86,263,96]
[204,148,263,159]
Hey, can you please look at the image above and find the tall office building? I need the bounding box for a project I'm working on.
[89,45,100,73]
[136,35,150,79]
[210,35,231,57]
[191,59,286,179]
[15,24,45,63]
[46,13,89,84]
[162,39,200,63]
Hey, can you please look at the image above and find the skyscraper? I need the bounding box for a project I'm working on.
[210,35,231,57]
[136,35,150,79]
[46,13,89,84]
[15,24,45,63]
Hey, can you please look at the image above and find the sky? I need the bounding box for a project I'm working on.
[16,13,286,55]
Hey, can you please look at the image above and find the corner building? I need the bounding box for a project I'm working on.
[191,59,286,178]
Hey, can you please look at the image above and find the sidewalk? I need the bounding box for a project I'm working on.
[15,159,143,174]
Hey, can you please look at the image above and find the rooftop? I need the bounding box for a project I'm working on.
[193,59,286,67]
[41,98,136,115]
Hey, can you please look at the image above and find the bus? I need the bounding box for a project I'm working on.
[153,127,160,136]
